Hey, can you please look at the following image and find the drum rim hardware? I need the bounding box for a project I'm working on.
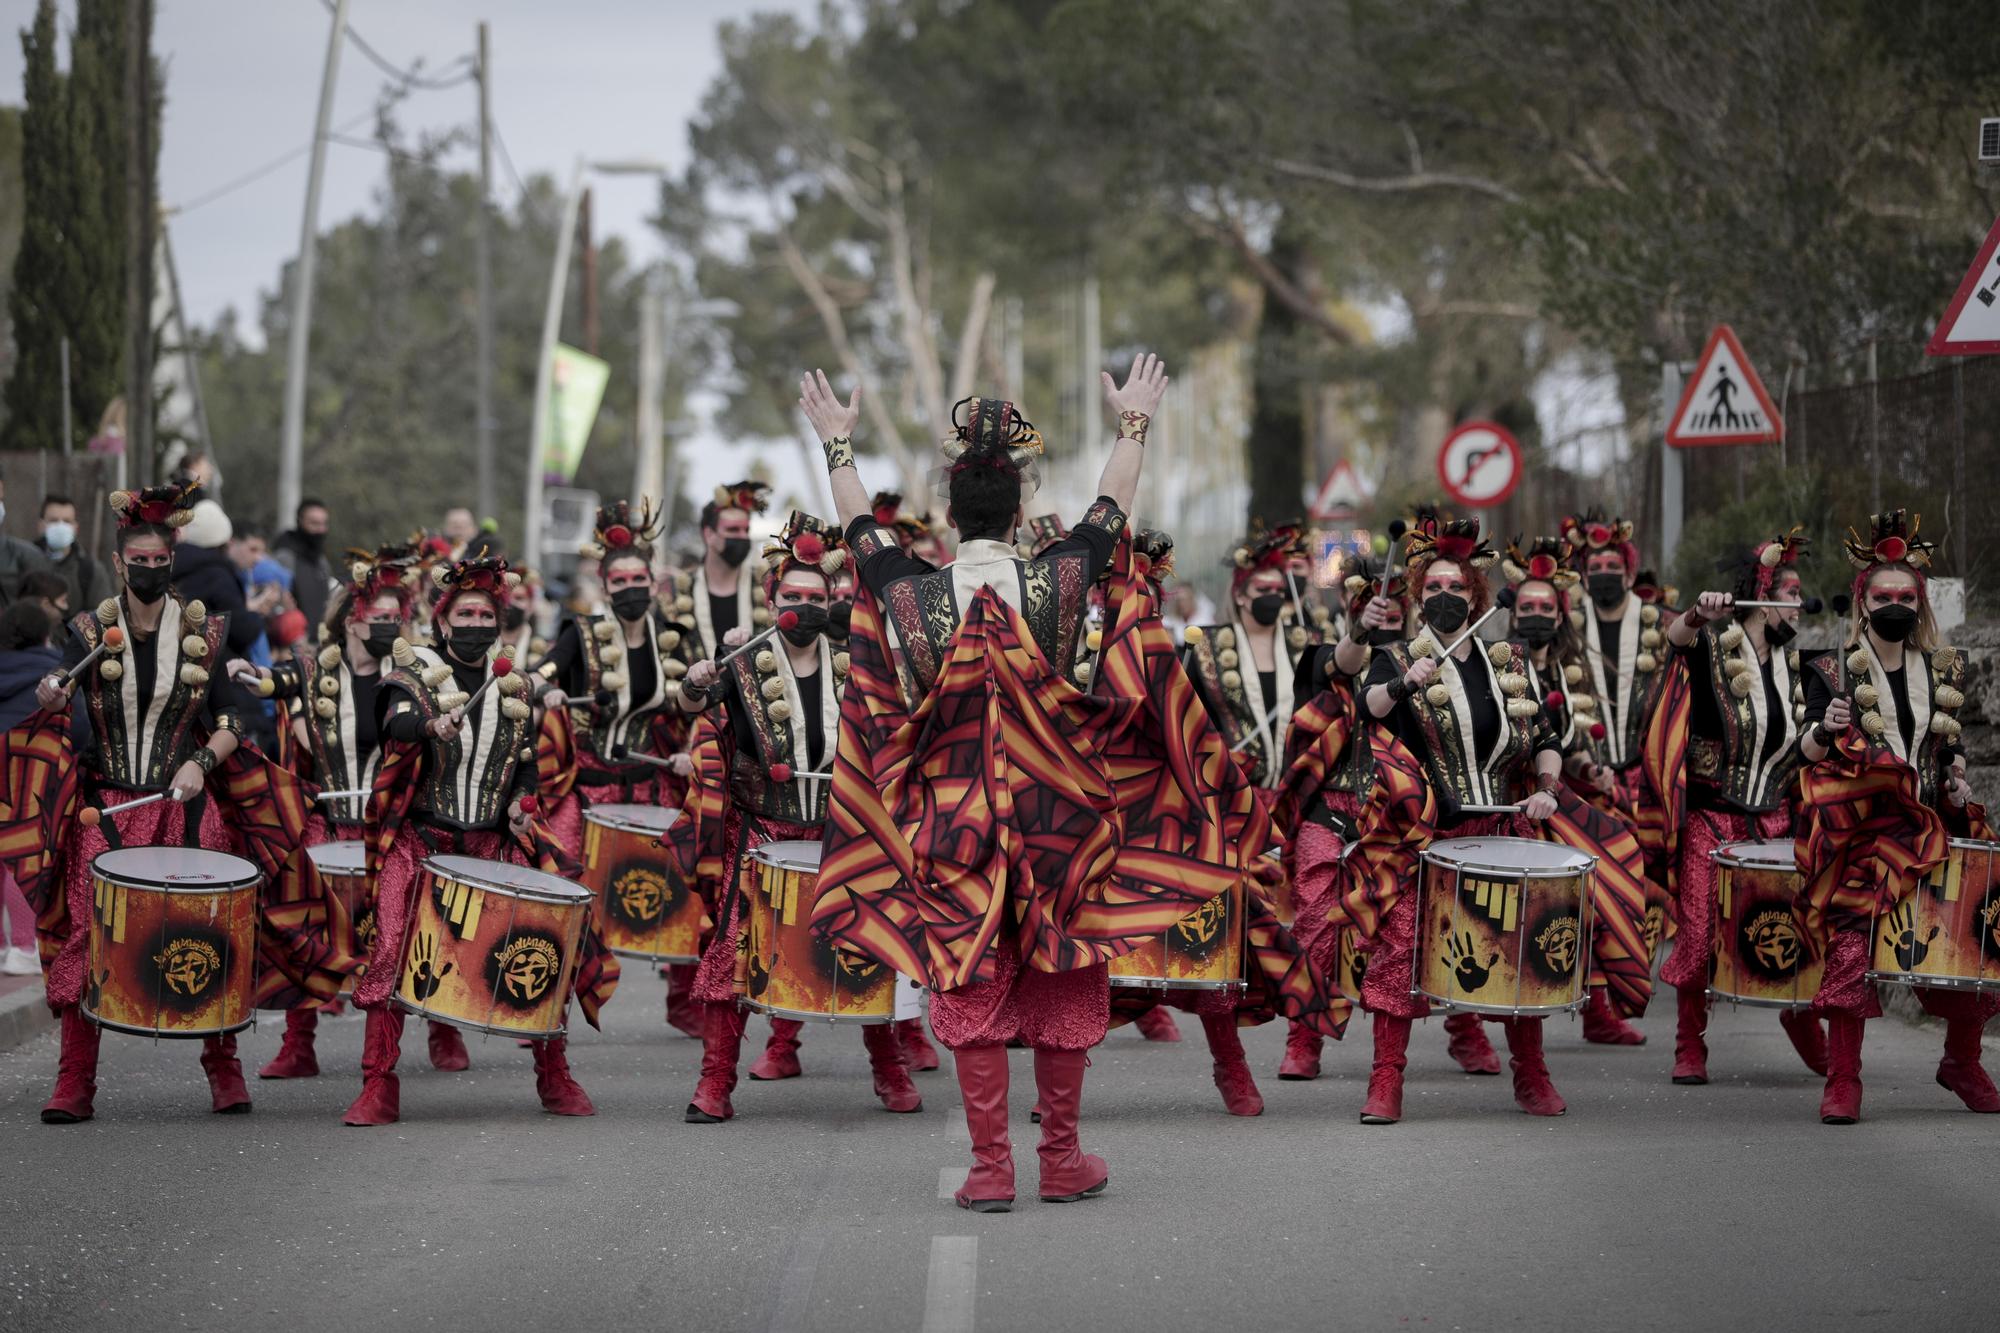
[583,802,681,835]
[752,839,826,874]
[92,847,262,894]
[1415,836,1597,1016]
[306,841,369,872]
[422,853,591,905]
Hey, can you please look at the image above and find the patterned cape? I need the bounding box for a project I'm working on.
[808,571,1259,993]
[1793,726,1951,954]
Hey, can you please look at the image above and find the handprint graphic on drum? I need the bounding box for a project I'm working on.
[1882,901,1940,972]
[1440,926,1497,993]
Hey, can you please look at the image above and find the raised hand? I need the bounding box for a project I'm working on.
[406,931,453,1001]
[1102,351,1170,423]
[799,369,861,442]
[1442,929,1497,992]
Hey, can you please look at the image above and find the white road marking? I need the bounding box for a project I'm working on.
[922,1235,978,1333]
[937,1166,959,1200]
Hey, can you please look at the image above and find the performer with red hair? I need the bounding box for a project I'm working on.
[342,555,598,1126]
[1794,511,1994,1122]
[672,512,921,1123]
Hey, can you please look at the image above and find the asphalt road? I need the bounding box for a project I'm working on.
[0,982,1991,1333]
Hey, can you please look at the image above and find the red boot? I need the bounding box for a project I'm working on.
[40,1007,100,1125]
[951,1045,1014,1212]
[1937,1018,1999,1113]
[1033,1048,1108,1202]
[1671,985,1709,1085]
[1820,1012,1865,1124]
[428,1021,471,1071]
[258,1009,320,1079]
[1503,1018,1566,1116]
[1201,1012,1263,1115]
[748,1017,804,1080]
[1277,1021,1323,1080]
[1443,1011,1501,1075]
[664,963,702,1038]
[861,1022,923,1113]
[686,1001,745,1123]
[201,1034,252,1114]
[1581,987,1646,1046]
[1361,1012,1411,1124]
[343,1006,404,1126]
[1134,1007,1182,1042]
[532,1037,595,1116]
[897,1017,941,1071]
[1778,1007,1830,1076]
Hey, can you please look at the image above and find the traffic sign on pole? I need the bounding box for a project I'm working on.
[1926,213,2000,356]
[1435,421,1522,507]
[1308,459,1370,522]
[1665,325,1783,448]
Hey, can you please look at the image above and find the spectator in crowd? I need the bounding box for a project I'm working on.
[0,467,52,607]
[19,570,69,640]
[273,497,336,625]
[35,494,114,616]
[442,506,478,561]
[1162,582,1213,640]
[0,600,61,974]
[172,499,265,657]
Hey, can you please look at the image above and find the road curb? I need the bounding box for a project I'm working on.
[0,980,54,1053]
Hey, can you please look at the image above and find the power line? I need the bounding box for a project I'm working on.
[489,118,554,227]
[170,108,377,214]
[316,0,476,92]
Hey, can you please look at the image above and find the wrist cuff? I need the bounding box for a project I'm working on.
[822,435,856,472]
[1116,411,1151,447]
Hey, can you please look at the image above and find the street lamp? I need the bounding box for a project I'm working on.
[523,155,670,570]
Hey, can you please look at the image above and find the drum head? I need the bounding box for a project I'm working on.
[584,803,680,835]
[94,847,261,891]
[308,841,368,875]
[1422,837,1592,875]
[423,855,590,903]
[1712,840,1795,870]
[753,839,823,873]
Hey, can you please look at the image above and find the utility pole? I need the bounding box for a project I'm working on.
[633,270,667,553]
[580,188,598,357]
[474,20,495,523]
[278,0,348,529]
[124,0,155,487]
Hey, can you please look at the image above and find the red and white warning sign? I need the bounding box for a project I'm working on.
[1926,213,2000,356]
[1435,421,1522,507]
[1665,325,1783,448]
[1308,459,1370,522]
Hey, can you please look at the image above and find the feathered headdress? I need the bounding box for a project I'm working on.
[935,396,1044,497]
[1404,508,1496,616]
[869,490,931,550]
[761,511,847,598]
[430,554,520,618]
[1226,520,1304,594]
[1340,552,1406,618]
[1503,535,1581,591]
[581,498,665,564]
[348,540,424,610]
[1559,508,1639,574]
[1017,513,1069,560]
[1722,526,1810,602]
[1843,510,1934,579]
[1131,528,1175,590]
[710,480,771,516]
[108,480,201,534]
[1631,569,1678,609]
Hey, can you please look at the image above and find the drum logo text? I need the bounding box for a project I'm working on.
[149,932,225,1008]
[1533,914,1580,980]
[1741,907,1803,980]
[489,933,563,1008]
[1172,896,1230,957]
[609,864,674,929]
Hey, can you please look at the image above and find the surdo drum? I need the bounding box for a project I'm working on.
[581,804,701,963]
[1869,838,2000,991]
[308,840,375,985]
[742,840,916,1023]
[84,848,260,1038]
[1107,877,1246,990]
[1709,840,1823,1008]
[1416,837,1596,1016]
[394,855,591,1039]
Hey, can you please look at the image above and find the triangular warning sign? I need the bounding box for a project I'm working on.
[1926,213,2000,356]
[1308,459,1370,521]
[1665,325,1784,448]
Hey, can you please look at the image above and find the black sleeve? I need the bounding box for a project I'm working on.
[1680,627,1712,681]
[844,514,933,602]
[1364,650,1401,692]
[1801,660,1834,731]
[1042,496,1127,583]
[718,670,752,754]
[204,660,252,734]
[267,658,304,703]
[539,620,587,693]
[381,682,426,744]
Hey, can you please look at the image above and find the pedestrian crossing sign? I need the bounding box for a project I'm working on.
[1926,212,2000,356]
[1665,324,1784,448]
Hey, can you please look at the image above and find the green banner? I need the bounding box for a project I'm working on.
[543,343,610,482]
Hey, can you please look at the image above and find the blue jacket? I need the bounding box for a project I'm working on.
[0,645,61,732]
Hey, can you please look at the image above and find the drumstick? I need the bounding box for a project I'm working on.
[57,627,125,686]
[1229,713,1280,753]
[1458,803,1523,814]
[81,789,184,824]
[455,655,515,717]
[712,612,800,671]
[1436,592,1513,660]
[1735,597,1825,612]
[1376,519,1409,602]
[314,788,372,802]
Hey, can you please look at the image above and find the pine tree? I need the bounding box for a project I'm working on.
[0,0,69,451]
[62,0,129,444]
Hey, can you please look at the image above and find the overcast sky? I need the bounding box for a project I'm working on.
[0,0,808,332]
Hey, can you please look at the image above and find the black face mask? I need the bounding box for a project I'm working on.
[1422,592,1469,634]
[363,625,400,658]
[1587,572,1626,609]
[446,626,497,662]
[828,601,853,640]
[124,563,172,605]
[1514,614,1559,647]
[1869,604,1919,643]
[298,530,326,556]
[1248,593,1285,627]
[718,537,751,568]
[780,605,829,646]
[502,606,528,632]
[1366,626,1404,647]
[1762,616,1799,648]
[610,587,653,623]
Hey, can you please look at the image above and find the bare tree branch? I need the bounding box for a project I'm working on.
[1266,154,1523,205]
[947,271,997,407]
[1185,205,1356,347]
